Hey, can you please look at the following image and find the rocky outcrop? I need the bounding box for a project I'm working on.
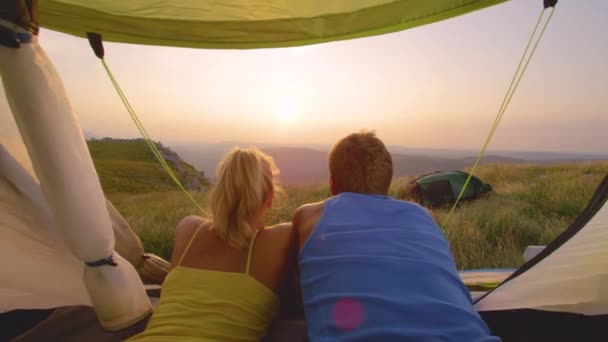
[156,141,208,191]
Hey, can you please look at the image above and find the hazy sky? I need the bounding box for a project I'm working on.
[2,0,607,153]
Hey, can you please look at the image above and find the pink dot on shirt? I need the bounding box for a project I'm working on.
[332,298,364,331]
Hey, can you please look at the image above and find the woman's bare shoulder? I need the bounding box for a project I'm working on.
[171,216,216,267]
[260,222,295,245]
[265,222,293,231]
[176,215,209,236]
[171,215,210,264]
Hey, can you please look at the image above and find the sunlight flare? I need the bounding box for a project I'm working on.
[275,98,297,124]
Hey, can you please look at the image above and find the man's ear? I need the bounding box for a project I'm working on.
[329,177,337,196]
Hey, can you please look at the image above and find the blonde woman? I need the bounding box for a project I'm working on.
[129,147,296,341]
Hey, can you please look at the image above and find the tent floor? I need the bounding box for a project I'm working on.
[0,306,150,342]
[4,306,608,341]
[0,308,54,341]
[4,277,607,341]
[481,310,608,342]
[0,305,308,342]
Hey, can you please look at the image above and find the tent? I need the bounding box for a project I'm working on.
[405,171,492,207]
[477,174,608,340]
[2,0,607,341]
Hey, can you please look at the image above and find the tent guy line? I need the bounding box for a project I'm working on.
[442,3,556,229]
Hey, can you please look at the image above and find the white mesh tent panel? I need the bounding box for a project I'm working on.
[475,178,608,315]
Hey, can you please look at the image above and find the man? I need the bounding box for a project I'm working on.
[293,131,498,341]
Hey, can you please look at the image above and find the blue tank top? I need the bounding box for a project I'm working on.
[299,193,499,341]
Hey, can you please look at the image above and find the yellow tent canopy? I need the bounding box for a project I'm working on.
[29,1,510,49]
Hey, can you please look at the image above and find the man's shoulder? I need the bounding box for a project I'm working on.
[293,201,326,251]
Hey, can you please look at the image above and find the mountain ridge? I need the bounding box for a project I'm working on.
[171,143,607,185]
[86,137,607,186]
[88,138,209,193]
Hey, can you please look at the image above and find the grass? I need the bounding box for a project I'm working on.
[94,160,178,193]
[429,163,607,269]
[88,138,209,193]
[108,162,608,270]
[88,138,158,162]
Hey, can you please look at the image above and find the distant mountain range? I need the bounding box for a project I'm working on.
[171,142,608,185]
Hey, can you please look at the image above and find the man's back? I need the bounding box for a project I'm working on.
[295,192,498,341]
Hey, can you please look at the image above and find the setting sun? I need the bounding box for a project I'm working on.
[275,99,297,124]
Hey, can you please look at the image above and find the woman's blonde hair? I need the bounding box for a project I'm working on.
[210,147,279,249]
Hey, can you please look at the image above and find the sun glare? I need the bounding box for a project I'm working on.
[275,99,297,124]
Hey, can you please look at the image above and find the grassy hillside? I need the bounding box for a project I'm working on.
[88,138,158,161]
[396,162,608,268]
[109,162,607,269]
[88,138,209,193]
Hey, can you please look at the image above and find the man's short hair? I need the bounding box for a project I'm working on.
[329,131,393,195]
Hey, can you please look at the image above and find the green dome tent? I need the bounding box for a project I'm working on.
[406,171,492,207]
[2,0,608,341]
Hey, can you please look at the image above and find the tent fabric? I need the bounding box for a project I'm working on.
[0,144,166,312]
[415,171,491,200]
[0,147,92,312]
[38,0,507,49]
[106,199,145,269]
[406,171,491,206]
[0,142,170,282]
[0,37,151,330]
[475,175,608,315]
[0,33,115,264]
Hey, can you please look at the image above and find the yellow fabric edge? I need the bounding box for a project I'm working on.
[43,0,396,22]
[39,0,509,50]
[245,230,260,275]
[176,221,206,266]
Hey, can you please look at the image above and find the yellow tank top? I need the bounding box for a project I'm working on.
[128,226,279,341]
